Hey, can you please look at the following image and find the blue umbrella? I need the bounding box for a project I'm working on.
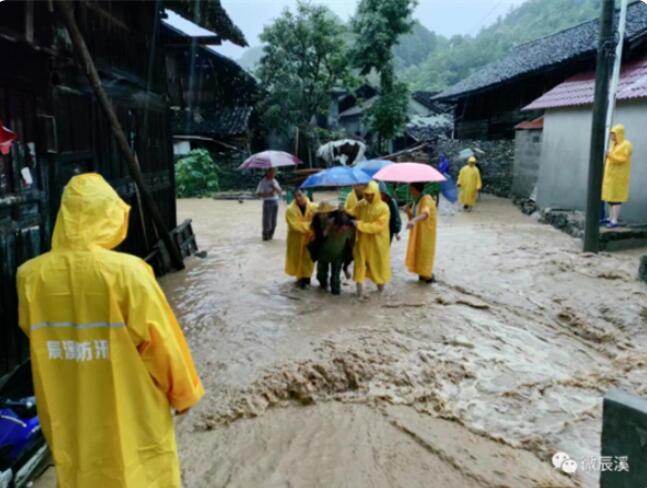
[354,159,393,177]
[300,166,372,189]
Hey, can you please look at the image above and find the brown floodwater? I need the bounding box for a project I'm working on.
[35,194,647,488]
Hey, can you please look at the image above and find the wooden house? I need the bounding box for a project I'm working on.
[0,0,246,377]
[162,10,257,165]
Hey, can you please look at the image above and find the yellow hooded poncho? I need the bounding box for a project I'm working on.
[344,188,361,214]
[405,194,437,279]
[285,197,316,278]
[17,173,204,488]
[602,124,633,203]
[351,181,391,285]
[458,157,482,207]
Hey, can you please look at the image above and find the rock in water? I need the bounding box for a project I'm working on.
[639,256,647,283]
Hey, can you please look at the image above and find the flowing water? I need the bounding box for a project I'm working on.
[165,194,647,488]
[35,194,647,487]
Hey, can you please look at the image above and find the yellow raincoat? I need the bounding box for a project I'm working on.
[458,157,482,207]
[602,124,633,203]
[17,174,204,488]
[405,194,437,279]
[351,181,391,284]
[344,189,360,213]
[285,197,316,278]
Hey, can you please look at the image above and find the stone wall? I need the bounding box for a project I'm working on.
[512,129,542,198]
[431,139,515,197]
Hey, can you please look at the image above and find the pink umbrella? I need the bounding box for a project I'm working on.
[238,150,302,170]
[373,162,446,183]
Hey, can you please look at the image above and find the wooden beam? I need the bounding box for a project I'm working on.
[57,0,185,270]
[163,36,222,47]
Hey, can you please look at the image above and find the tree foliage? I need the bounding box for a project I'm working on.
[351,0,417,146]
[366,74,410,144]
[257,2,351,137]
[175,149,220,198]
[351,0,417,75]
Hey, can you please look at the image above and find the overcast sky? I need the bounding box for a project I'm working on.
[215,0,528,59]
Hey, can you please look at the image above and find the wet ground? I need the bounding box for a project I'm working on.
[36,194,647,487]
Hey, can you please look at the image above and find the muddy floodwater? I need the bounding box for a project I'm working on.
[34,194,647,488]
[159,194,646,488]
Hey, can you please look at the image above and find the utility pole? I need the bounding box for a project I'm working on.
[604,0,629,152]
[583,0,616,253]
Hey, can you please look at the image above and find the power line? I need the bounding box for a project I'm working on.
[469,0,508,34]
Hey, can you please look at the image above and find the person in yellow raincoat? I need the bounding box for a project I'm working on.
[405,182,437,283]
[16,174,204,488]
[344,184,365,213]
[602,124,633,228]
[285,189,316,288]
[457,156,482,211]
[349,181,391,298]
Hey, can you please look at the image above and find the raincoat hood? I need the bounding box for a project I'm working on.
[611,124,625,144]
[362,181,383,204]
[468,156,477,165]
[52,173,131,251]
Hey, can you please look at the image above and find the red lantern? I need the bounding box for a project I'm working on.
[0,120,17,156]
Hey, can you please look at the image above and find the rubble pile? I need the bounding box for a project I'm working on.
[512,196,539,215]
[539,209,585,238]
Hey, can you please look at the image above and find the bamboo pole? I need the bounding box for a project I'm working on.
[57,0,184,270]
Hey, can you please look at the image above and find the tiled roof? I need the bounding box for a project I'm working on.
[435,1,647,101]
[523,57,647,110]
[172,106,253,137]
[514,116,544,129]
[412,91,441,109]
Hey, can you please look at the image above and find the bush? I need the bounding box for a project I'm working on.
[175,149,220,197]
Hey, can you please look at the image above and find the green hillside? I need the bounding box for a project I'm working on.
[401,0,604,91]
[238,0,612,90]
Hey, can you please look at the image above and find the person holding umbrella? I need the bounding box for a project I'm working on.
[349,181,392,298]
[285,189,316,288]
[405,182,437,283]
[240,150,301,241]
[256,168,283,240]
[373,162,445,285]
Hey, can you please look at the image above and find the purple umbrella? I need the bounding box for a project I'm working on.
[238,150,302,170]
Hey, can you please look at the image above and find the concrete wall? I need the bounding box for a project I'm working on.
[537,100,647,223]
[512,129,542,197]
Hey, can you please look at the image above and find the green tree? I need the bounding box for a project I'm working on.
[257,2,351,143]
[351,0,417,149]
[175,149,220,198]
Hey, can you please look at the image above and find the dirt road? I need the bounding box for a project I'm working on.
[36,194,647,487]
